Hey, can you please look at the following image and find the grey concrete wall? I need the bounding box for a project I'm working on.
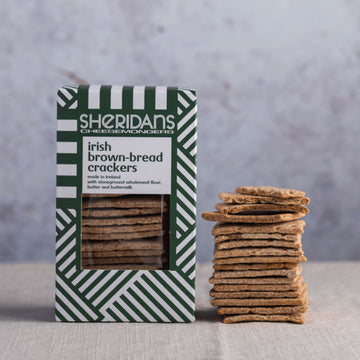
[1,0,360,262]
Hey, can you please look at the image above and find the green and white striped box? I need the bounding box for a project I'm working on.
[56,85,197,322]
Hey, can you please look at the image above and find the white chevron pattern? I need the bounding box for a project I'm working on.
[175,90,197,279]
[101,271,195,322]
[57,86,78,109]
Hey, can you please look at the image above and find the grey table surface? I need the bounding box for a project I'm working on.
[0,262,359,360]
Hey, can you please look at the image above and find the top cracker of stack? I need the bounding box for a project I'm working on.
[202,186,310,324]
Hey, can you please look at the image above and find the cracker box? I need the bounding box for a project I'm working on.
[56,86,197,322]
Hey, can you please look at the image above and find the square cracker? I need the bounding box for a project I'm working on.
[214,233,301,243]
[214,247,304,258]
[82,195,164,209]
[82,223,162,234]
[215,203,309,215]
[212,255,307,264]
[211,288,308,307]
[210,282,306,298]
[82,239,164,252]
[82,229,165,240]
[209,275,304,285]
[212,266,301,279]
[218,192,310,205]
[212,220,306,236]
[212,263,298,271]
[82,208,167,218]
[81,215,163,226]
[82,264,162,270]
[212,282,304,291]
[82,256,165,265]
[82,249,165,258]
[82,194,128,198]
[211,290,306,300]
[217,304,309,315]
[216,238,301,250]
[222,314,305,324]
[235,186,306,198]
[202,211,306,223]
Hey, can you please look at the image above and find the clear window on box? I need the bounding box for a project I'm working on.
[81,194,169,270]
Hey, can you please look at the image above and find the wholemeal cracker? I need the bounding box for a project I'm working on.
[218,192,310,205]
[82,256,165,265]
[82,196,164,209]
[209,275,303,285]
[222,313,305,324]
[214,233,301,243]
[215,203,308,215]
[82,223,162,234]
[210,284,306,299]
[202,211,306,223]
[82,207,167,218]
[217,304,309,315]
[82,239,164,252]
[212,263,298,271]
[82,215,163,226]
[82,264,162,270]
[214,247,304,258]
[212,255,307,264]
[235,186,305,198]
[212,282,304,291]
[82,249,165,258]
[211,288,308,306]
[82,194,128,198]
[212,267,301,279]
[212,220,306,236]
[82,229,165,241]
[216,238,301,250]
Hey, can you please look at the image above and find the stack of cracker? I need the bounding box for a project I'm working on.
[202,186,310,324]
[81,194,169,270]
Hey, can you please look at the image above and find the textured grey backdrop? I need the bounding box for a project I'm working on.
[1,0,360,262]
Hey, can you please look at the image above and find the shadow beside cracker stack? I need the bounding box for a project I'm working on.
[202,185,310,324]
